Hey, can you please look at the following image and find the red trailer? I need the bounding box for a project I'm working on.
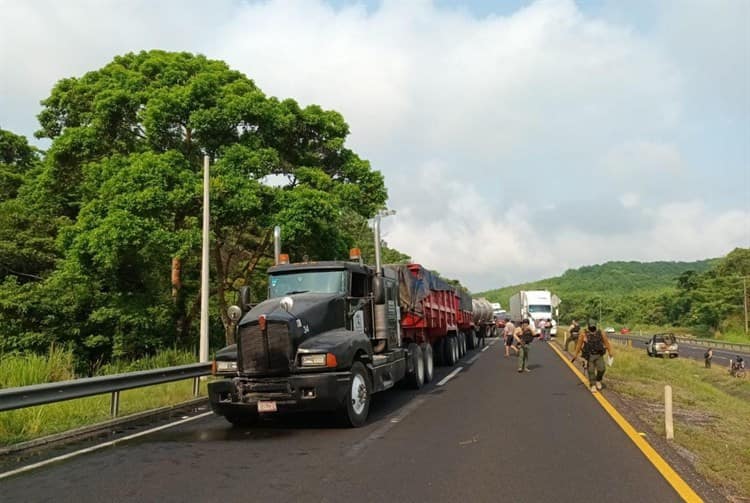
[385,264,476,367]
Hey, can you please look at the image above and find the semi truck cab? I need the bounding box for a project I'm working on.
[209,231,416,427]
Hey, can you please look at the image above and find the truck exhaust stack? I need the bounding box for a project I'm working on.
[274,226,281,265]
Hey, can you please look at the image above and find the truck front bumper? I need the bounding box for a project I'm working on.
[208,371,352,417]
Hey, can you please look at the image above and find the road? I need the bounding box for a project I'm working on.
[1,340,685,503]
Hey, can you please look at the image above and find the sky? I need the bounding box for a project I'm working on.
[1,0,748,292]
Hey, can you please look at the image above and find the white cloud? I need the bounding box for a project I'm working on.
[604,140,684,176]
[619,192,640,208]
[0,0,747,291]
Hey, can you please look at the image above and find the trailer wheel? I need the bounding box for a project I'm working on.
[420,343,434,383]
[225,412,258,428]
[445,336,457,366]
[466,330,475,351]
[343,361,371,427]
[469,330,478,349]
[459,332,466,358]
[406,343,425,389]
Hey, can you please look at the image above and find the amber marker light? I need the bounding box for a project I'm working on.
[259,314,267,331]
[326,353,338,368]
[278,254,290,264]
[211,360,217,375]
[349,248,361,260]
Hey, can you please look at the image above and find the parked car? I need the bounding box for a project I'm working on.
[645,333,679,358]
[620,327,631,334]
[605,327,615,334]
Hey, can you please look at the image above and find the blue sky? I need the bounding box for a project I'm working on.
[1,0,748,291]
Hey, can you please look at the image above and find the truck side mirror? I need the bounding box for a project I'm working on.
[239,286,252,313]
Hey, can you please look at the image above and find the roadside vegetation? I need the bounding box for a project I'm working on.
[0,346,198,446]
[601,340,749,499]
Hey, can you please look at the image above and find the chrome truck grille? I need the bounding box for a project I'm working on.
[237,322,292,375]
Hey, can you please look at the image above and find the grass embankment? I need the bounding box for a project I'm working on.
[0,347,202,446]
[602,340,750,499]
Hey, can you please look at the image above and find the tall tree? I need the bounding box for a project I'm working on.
[30,50,388,357]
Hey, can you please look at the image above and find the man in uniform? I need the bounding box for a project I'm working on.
[571,320,613,392]
[565,319,581,352]
[513,319,536,373]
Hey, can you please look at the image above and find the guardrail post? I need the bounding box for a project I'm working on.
[110,391,120,417]
[193,376,200,397]
[664,385,674,440]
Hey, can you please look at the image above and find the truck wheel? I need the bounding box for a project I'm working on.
[434,339,445,366]
[470,330,478,349]
[343,361,371,427]
[451,336,460,364]
[459,332,466,357]
[406,343,425,389]
[466,330,475,351]
[225,412,258,428]
[445,336,457,366]
[420,343,434,383]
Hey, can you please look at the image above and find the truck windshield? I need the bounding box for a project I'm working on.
[269,270,347,297]
[528,305,551,314]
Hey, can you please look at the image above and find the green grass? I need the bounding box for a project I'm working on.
[0,347,202,446]
[603,340,750,499]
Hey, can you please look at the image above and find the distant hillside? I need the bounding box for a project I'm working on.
[478,259,716,308]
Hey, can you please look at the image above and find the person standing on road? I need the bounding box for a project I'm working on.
[503,317,517,358]
[514,319,536,373]
[704,348,713,368]
[565,319,581,352]
[571,321,613,392]
[537,319,547,341]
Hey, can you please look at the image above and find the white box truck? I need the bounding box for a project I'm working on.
[509,290,561,335]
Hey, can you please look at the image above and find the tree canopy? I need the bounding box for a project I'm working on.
[0,50,390,369]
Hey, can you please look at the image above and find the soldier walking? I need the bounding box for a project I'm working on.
[514,319,536,373]
[571,320,613,392]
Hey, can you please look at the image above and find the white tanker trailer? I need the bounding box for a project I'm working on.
[472,297,498,338]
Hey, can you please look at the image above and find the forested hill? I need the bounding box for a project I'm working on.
[479,259,716,307]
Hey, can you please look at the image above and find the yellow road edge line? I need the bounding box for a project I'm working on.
[547,341,702,503]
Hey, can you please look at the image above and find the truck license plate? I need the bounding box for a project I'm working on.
[257,401,277,413]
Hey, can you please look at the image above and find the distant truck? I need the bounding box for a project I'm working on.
[208,222,475,428]
[509,290,561,335]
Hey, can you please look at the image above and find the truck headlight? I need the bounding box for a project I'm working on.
[216,361,237,372]
[300,354,327,367]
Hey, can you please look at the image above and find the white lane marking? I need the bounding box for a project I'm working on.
[0,411,214,480]
[346,397,427,458]
[436,367,463,386]
[481,345,490,352]
[466,354,481,365]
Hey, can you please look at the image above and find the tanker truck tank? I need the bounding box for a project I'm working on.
[472,298,493,324]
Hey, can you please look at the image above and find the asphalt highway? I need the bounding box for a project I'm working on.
[1,340,685,503]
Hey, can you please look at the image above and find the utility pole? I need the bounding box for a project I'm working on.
[199,155,210,362]
[744,276,748,336]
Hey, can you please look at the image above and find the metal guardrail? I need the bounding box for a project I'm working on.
[606,333,750,353]
[673,336,750,353]
[0,363,212,416]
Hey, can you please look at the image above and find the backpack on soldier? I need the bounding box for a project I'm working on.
[583,330,605,356]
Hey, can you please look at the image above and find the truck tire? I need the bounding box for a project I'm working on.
[470,329,478,349]
[466,330,475,351]
[406,343,425,389]
[225,412,259,428]
[445,336,457,366]
[459,332,466,357]
[343,361,371,427]
[421,343,434,383]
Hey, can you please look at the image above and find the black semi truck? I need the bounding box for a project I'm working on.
[208,219,430,427]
